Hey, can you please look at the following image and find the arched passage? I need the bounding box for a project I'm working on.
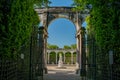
[47,18,77,66]
[57,52,64,63]
[65,52,71,64]
[35,7,86,74]
[49,51,56,64]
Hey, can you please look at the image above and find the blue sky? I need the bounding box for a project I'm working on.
[48,18,76,48]
[47,0,86,48]
[49,0,73,7]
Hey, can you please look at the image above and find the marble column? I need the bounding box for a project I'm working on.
[75,11,81,73]
[44,37,48,74]
[47,52,50,64]
[64,53,66,64]
[76,35,80,71]
[76,27,86,76]
[71,53,73,64]
[56,52,58,64]
[80,27,86,76]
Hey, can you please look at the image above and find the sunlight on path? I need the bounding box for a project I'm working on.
[44,65,81,80]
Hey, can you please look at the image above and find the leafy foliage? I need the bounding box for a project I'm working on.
[64,45,71,49]
[71,44,76,49]
[0,0,40,59]
[34,0,51,8]
[64,44,76,49]
[47,43,76,49]
[49,52,56,64]
[74,0,120,64]
[47,43,59,49]
[73,0,120,79]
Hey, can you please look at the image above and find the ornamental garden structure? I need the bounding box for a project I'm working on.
[35,7,87,76]
[47,49,76,65]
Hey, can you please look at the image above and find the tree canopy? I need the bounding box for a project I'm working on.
[47,43,76,49]
[64,45,71,49]
[64,44,76,49]
[73,0,120,79]
[73,0,120,62]
[47,43,59,49]
[0,0,50,59]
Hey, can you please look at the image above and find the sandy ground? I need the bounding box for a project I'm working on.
[44,65,81,80]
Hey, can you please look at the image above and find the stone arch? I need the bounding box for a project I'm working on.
[49,51,56,64]
[35,7,86,74]
[35,7,83,31]
[47,17,76,30]
[65,51,71,64]
[73,52,77,64]
[47,18,77,34]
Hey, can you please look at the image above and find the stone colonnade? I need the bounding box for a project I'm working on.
[47,49,76,64]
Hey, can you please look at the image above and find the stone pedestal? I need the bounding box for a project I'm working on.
[58,60,63,67]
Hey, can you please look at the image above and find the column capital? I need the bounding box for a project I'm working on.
[80,27,86,35]
[76,27,86,38]
[38,26,48,38]
[38,27,44,35]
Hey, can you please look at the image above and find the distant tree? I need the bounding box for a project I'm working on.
[47,43,59,49]
[64,45,71,49]
[49,51,56,64]
[71,44,76,49]
[34,0,51,8]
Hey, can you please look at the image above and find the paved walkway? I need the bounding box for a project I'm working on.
[44,65,81,80]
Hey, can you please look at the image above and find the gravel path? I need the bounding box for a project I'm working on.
[44,65,81,80]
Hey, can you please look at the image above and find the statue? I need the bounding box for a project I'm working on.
[58,53,63,67]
